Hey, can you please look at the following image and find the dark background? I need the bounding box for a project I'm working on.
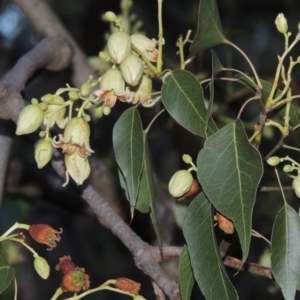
[1,0,300,299]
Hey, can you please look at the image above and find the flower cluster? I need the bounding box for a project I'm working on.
[92,12,160,108]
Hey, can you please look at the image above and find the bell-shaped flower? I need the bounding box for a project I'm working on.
[16,101,45,135]
[120,54,144,86]
[131,34,158,62]
[64,151,90,186]
[43,95,67,129]
[92,68,130,107]
[52,117,93,158]
[108,31,132,64]
[130,75,152,104]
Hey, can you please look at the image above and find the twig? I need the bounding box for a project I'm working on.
[12,0,97,87]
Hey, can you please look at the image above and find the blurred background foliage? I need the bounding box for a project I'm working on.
[1,0,300,299]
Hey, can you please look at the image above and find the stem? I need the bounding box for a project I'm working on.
[156,0,164,73]
[251,229,271,245]
[50,287,64,300]
[144,109,165,134]
[225,39,262,91]
[0,222,30,239]
[13,276,17,300]
[274,167,287,205]
[282,144,300,152]
[176,30,192,70]
[10,237,39,257]
[236,96,260,119]
[272,94,300,110]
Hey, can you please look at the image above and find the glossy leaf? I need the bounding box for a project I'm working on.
[0,250,14,294]
[183,193,238,300]
[271,204,300,300]
[190,0,226,53]
[161,70,218,137]
[113,107,144,217]
[179,245,195,300]
[211,50,225,76]
[197,120,263,262]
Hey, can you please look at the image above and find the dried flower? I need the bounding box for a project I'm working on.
[55,255,76,274]
[216,212,234,234]
[115,277,141,295]
[61,268,90,292]
[29,224,62,250]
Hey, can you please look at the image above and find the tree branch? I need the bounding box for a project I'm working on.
[11,0,97,87]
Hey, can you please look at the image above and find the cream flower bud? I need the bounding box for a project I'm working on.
[64,152,90,186]
[16,103,45,135]
[266,156,280,167]
[68,91,80,101]
[33,255,50,279]
[275,13,288,34]
[120,54,144,86]
[63,117,90,147]
[293,175,300,198]
[182,154,192,164]
[108,31,132,64]
[35,138,53,169]
[130,34,158,62]
[105,11,117,22]
[283,164,293,173]
[168,170,193,198]
[80,82,92,97]
[100,68,125,95]
[43,95,67,129]
[130,75,152,104]
[94,106,103,118]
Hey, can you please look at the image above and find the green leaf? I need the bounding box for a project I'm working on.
[161,70,218,137]
[113,107,144,217]
[197,120,263,262]
[0,250,14,294]
[211,50,225,76]
[271,204,300,300]
[183,193,238,300]
[179,245,195,300]
[190,0,226,53]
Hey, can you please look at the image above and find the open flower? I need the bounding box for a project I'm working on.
[92,68,130,107]
[29,224,62,250]
[52,117,93,158]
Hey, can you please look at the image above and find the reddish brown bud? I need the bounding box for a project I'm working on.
[29,224,62,250]
[61,268,90,293]
[216,212,234,234]
[177,179,201,201]
[55,256,76,274]
[115,277,141,295]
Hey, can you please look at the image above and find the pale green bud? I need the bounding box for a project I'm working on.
[103,106,111,116]
[80,82,92,97]
[41,94,53,103]
[35,138,53,169]
[44,95,66,129]
[133,295,146,300]
[105,11,117,22]
[182,154,192,164]
[100,68,125,95]
[64,152,90,185]
[63,117,90,147]
[68,91,80,101]
[283,164,293,173]
[120,54,144,86]
[130,75,152,104]
[16,103,44,135]
[94,106,103,118]
[297,56,300,64]
[130,34,158,62]
[33,255,50,279]
[168,170,193,198]
[266,156,280,167]
[108,31,132,64]
[293,175,300,198]
[275,13,288,34]
[99,51,111,61]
